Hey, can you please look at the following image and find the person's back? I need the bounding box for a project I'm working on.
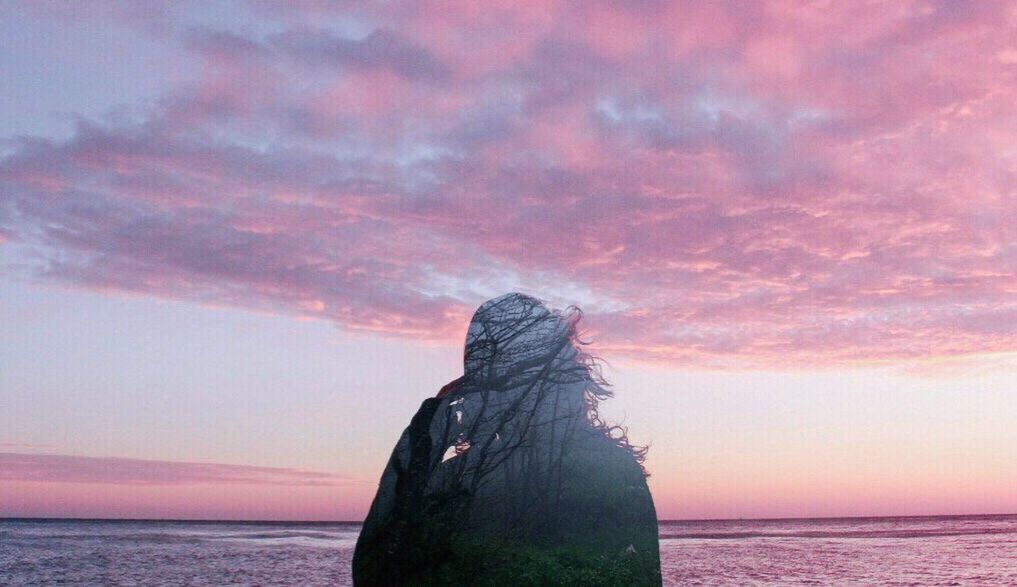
[352,293,661,585]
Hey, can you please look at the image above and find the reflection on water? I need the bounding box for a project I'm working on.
[2,515,1015,585]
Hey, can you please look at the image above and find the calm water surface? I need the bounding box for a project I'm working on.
[2,515,1014,585]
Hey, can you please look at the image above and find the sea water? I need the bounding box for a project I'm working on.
[2,515,1014,585]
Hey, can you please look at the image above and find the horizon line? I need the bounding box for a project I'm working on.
[4,512,1015,525]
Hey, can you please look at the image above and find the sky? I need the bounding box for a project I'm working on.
[1,1,1015,521]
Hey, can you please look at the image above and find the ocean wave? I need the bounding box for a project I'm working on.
[660,528,1016,540]
[215,531,342,541]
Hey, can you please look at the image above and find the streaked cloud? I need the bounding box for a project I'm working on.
[2,1,1014,367]
[0,453,364,487]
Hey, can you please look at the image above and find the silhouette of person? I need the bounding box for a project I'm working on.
[353,293,661,585]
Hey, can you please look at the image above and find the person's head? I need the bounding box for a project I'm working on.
[463,293,598,382]
[464,293,567,378]
[457,292,646,472]
[458,292,609,406]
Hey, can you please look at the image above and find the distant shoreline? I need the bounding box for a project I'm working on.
[3,512,1015,525]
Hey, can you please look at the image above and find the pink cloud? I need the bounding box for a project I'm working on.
[0,452,366,487]
[0,453,373,520]
[1,1,1014,367]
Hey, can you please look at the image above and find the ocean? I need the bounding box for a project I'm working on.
[1,515,1014,585]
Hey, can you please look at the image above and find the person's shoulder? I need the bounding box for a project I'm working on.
[436,375,465,399]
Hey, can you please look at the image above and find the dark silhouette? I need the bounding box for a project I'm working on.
[353,293,661,585]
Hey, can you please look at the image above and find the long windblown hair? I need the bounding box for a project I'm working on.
[557,303,649,475]
[457,292,648,475]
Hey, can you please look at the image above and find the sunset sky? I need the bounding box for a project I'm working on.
[2,1,1015,521]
